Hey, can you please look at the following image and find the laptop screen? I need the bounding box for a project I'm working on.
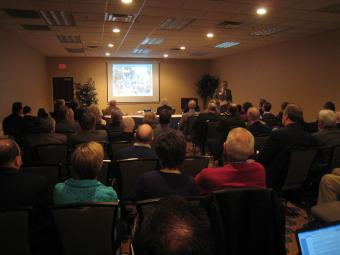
[296,222,340,255]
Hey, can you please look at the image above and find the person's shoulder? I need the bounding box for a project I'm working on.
[96,183,118,201]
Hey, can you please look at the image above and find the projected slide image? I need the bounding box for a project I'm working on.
[112,64,153,97]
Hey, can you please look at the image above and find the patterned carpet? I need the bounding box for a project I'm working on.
[285,202,309,255]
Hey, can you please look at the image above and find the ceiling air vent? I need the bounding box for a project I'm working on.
[317,3,340,14]
[169,47,181,51]
[87,45,101,49]
[2,8,40,19]
[40,10,75,26]
[217,20,243,29]
[66,48,84,53]
[133,48,150,54]
[21,24,50,31]
[57,35,81,43]
[160,18,195,30]
[249,25,292,36]
[105,13,135,22]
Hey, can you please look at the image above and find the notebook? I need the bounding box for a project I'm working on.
[296,221,340,255]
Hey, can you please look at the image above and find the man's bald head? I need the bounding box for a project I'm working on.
[136,124,153,143]
[0,139,21,169]
[247,107,260,122]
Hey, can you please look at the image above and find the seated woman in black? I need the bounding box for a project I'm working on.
[136,130,198,200]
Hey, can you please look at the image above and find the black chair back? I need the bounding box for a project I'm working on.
[35,144,68,165]
[329,145,340,171]
[117,158,158,200]
[185,115,198,140]
[110,141,134,159]
[281,148,318,191]
[254,136,268,158]
[52,202,118,255]
[179,156,210,177]
[0,207,32,255]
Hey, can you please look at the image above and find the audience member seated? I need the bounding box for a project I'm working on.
[2,102,24,142]
[337,111,340,130]
[102,100,121,116]
[107,110,123,142]
[114,124,157,161]
[246,107,271,137]
[133,196,214,255]
[317,168,340,204]
[88,104,106,130]
[193,102,220,152]
[0,139,48,207]
[178,99,199,136]
[111,117,135,142]
[276,101,289,123]
[143,112,157,129]
[240,101,253,122]
[55,107,81,134]
[37,108,49,119]
[25,117,67,150]
[22,105,40,134]
[258,98,267,116]
[195,128,265,193]
[323,101,336,112]
[54,142,118,204]
[261,102,279,128]
[70,112,108,145]
[314,109,340,148]
[258,104,317,190]
[153,109,172,139]
[51,99,66,122]
[136,130,199,200]
[156,98,173,115]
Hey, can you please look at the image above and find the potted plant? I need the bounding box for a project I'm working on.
[196,74,219,107]
[75,78,99,106]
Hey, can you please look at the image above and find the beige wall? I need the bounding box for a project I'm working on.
[47,57,209,115]
[210,28,340,122]
[0,29,50,134]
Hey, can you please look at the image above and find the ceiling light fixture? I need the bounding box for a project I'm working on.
[112,28,120,33]
[163,54,169,58]
[214,41,240,48]
[121,0,133,4]
[180,46,186,50]
[108,43,114,47]
[206,32,214,38]
[256,7,267,15]
[105,52,110,56]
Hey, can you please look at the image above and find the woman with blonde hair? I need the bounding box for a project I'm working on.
[88,104,106,130]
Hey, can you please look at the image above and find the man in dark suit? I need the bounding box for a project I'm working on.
[115,124,157,160]
[0,139,48,207]
[246,107,271,137]
[218,80,232,103]
[70,112,108,145]
[259,104,317,189]
[2,102,24,142]
[261,102,280,128]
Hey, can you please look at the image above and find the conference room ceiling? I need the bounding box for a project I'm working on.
[1,0,340,59]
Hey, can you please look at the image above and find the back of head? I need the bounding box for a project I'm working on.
[143,112,156,125]
[109,100,117,107]
[247,107,260,122]
[323,101,336,112]
[23,106,32,115]
[65,108,75,121]
[284,104,304,124]
[111,110,123,127]
[159,109,171,125]
[0,139,20,168]
[242,102,253,113]
[207,102,217,113]
[37,108,48,119]
[263,102,272,112]
[88,104,102,124]
[154,130,186,168]
[188,100,197,110]
[136,124,153,143]
[80,112,96,130]
[227,103,238,116]
[72,142,104,179]
[281,101,289,111]
[58,106,68,120]
[39,117,56,133]
[122,117,135,133]
[318,109,336,128]
[225,127,254,161]
[161,98,168,106]
[12,102,22,114]
[55,99,66,110]
[134,196,214,255]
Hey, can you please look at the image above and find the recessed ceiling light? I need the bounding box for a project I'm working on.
[163,54,169,58]
[105,52,110,56]
[108,43,114,47]
[121,0,132,4]
[112,28,120,33]
[180,46,186,50]
[206,32,214,38]
[256,7,267,15]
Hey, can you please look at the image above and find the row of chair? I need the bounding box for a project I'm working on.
[0,188,286,255]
